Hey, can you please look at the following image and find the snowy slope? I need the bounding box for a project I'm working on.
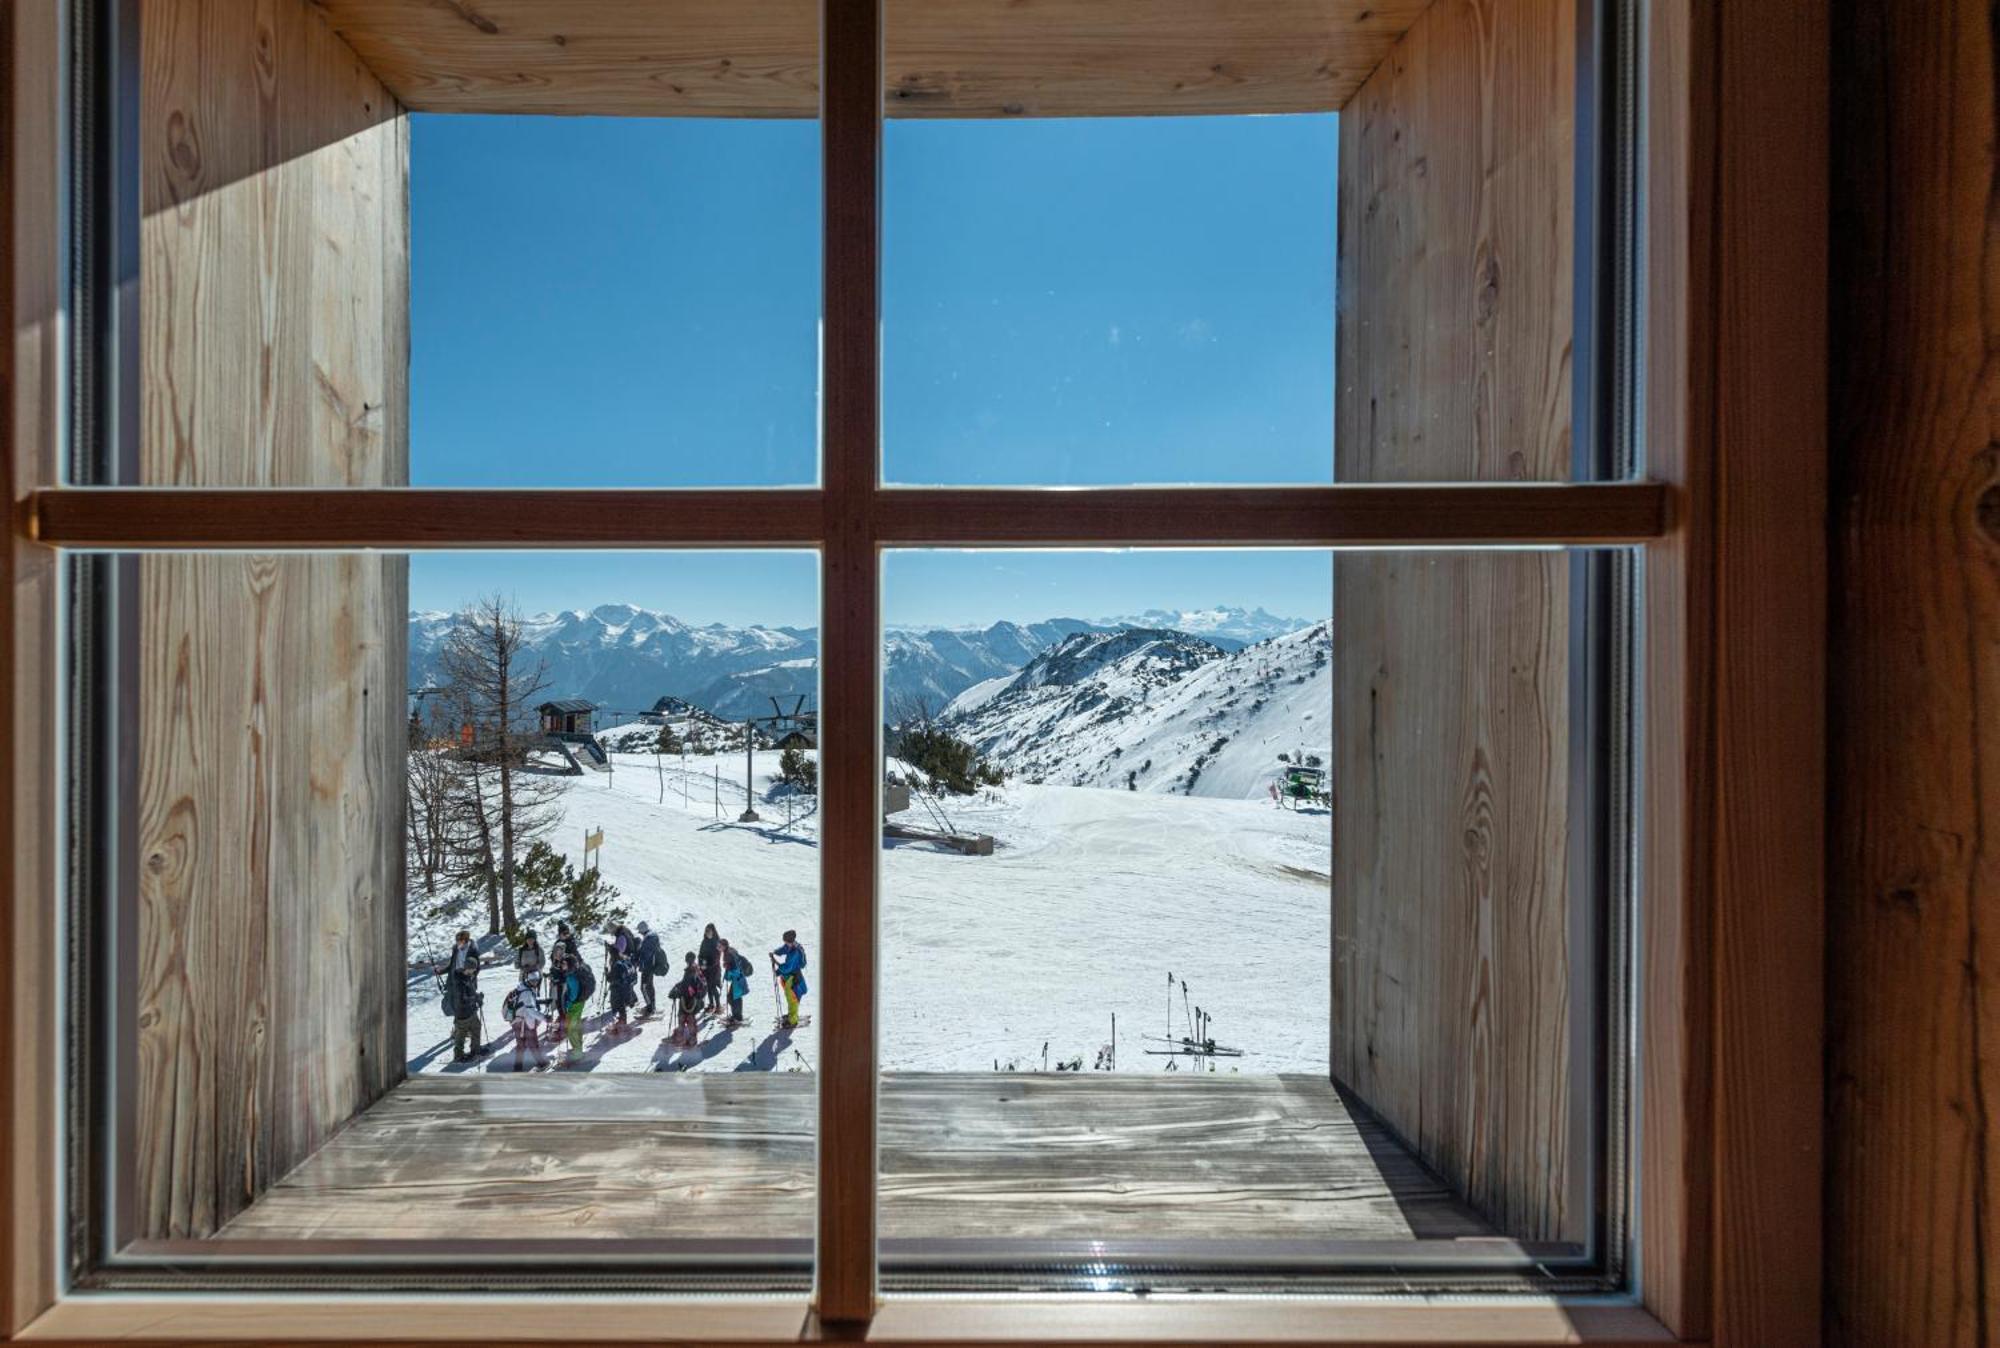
[406,748,1329,1076]
[944,621,1334,800]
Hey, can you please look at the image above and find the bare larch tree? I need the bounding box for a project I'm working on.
[439,596,561,935]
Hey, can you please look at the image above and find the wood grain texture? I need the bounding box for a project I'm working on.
[216,1074,1489,1244]
[1329,0,1577,1244]
[816,0,882,1321]
[134,552,408,1238]
[1635,0,1713,1332]
[142,0,405,488]
[3,0,66,1329]
[1827,0,1995,1341]
[134,0,410,1239]
[31,483,1671,549]
[306,0,1429,119]
[1704,0,1827,1341]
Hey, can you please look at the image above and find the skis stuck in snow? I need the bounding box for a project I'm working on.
[1152,972,1244,1067]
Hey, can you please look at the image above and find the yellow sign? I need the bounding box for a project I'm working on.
[584,829,605,853]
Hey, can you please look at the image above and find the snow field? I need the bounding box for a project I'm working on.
[408,740,1330,1076]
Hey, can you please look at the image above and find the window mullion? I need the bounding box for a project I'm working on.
[816,0,883,1325]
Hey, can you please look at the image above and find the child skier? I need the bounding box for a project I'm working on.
[635,921,665,1016]
[770,930,809,1028]
[560,951,594,1059]
[719,938,751,1027]
[670,953,705,1047]
[607,945,639,1033]
[504,973,548,1071]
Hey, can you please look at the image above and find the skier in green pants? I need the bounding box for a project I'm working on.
[770,930,808,1028]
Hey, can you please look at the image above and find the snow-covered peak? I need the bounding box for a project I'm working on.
[1007,628,1224,693]
[947,618,1333,800]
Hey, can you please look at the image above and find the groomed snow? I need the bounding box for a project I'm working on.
[407,746,1331,1077]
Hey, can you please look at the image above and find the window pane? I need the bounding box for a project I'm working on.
[82,550,819,1286]
[409,117,820,488]
[122,0,817,487]
[880,0,1587,486]
[877,547,1623,1290]
[883,115,1337,486]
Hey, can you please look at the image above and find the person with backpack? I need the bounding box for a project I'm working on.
[555,950,593,1058]
[770,930,808,1028]
[606,943,639,1033]
[635,921,666,1016]
[503,973,549,1071]
[669,952,705,1047]
[434,930,483,1062]
[699,923,725,1015]
[719,938,751,1027]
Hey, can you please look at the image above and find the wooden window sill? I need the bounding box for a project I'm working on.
[19,1295,1678,1344]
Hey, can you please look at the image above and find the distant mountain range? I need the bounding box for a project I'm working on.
[406,603,1314,723]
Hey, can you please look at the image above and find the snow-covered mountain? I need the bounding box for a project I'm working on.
[1095,605,1313,650]
[943,621,1334,800]
[407,605,1116,721]
[881,619,1107,714]
[408,604,817,721]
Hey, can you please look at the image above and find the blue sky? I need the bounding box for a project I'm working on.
[409,112,1337,624]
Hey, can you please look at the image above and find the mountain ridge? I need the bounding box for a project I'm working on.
[407,603,1318,724]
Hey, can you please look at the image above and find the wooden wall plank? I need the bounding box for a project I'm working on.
[134,0,409,1239]
[306,0,1429,120]
[1827,0,1996,1341]
[1330,0,1577,1243]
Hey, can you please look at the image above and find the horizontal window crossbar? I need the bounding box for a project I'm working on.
[30,482,1670,549]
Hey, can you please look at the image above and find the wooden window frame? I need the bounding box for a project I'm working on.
[0,0,1825,1342]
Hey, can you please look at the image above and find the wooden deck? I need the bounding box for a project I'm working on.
[218,1074,1492,1246]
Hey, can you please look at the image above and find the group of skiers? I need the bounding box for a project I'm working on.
[432,921,810,1072]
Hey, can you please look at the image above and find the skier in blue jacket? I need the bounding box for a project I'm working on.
[770,930,808,1028]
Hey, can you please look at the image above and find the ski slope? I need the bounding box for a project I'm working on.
[407,740,1331,1076]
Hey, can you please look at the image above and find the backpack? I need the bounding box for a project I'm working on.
[792,943,808,972]
[641,932,669,976]
[570,961,596,1003]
